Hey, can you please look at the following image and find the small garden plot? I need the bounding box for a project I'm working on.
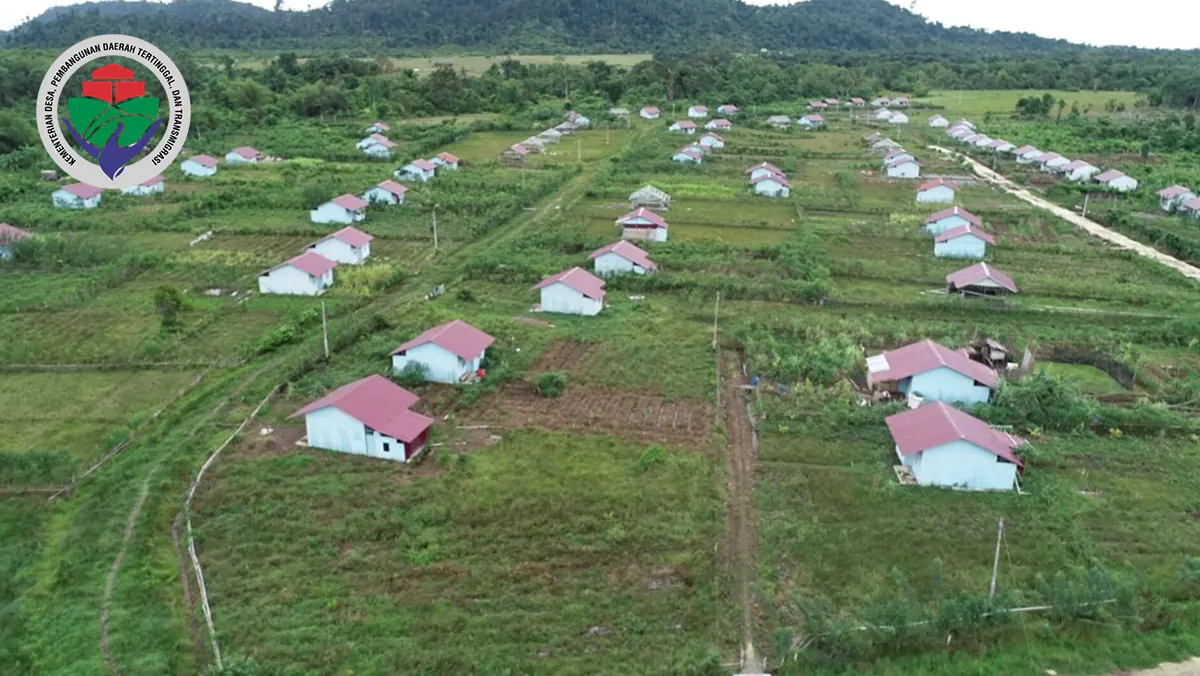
[1037,362,1129,396]
[0,310,161,365]
[193,430,726,675]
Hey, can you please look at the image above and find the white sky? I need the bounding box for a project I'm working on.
[1,0,1197,50]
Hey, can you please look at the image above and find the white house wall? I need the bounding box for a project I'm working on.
[887,163,920,178]
[593,252,649,276]
[305,407,410,462]
[899,367,991,404]
[181,161,217,177]
[363,187,401,205]
[622,226,667,242]
[541,283,602,316]
[917,186,956,204]
[754,181,790,198]
[310,203,362,225]
[392,343,480,384]
[934,235,987,260]
[310,239,369,265]
[258,265,330,296]
[52,191,101,209]
[899,440,1018,491]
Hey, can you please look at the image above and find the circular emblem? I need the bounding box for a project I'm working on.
[37,34,191,190]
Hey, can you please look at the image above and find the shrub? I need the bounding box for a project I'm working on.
[393,362,427,389]
[635,445,666,473]
[536,372,568,398]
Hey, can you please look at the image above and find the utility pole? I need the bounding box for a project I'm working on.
[988,518,1004,601]
[432,206,439,250]
[321,301,329,360]
[577,139,582,164]
[712,292,720,349]
[606,127,610,145]
[1082,192,1091,219]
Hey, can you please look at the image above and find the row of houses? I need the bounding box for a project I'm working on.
[1157,185,1200,216]
[874,108,909,125]
[499,115,588,164]
[865,133,921,179]
[672,131,726,164]
[669,118,734,134]
[943,122,1139,192]
[257,226,376,295]
[746,162,791,198]
[664,104,740,120]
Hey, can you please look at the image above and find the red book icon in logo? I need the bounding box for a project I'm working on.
[81,63,145,104]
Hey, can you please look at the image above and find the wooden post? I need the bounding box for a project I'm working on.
[606,127,610,145]
[712,292,720,349]
[321,301,329,360]
[577,139,582,164]
[989,518,1004,600]
[1082,192,1091,219]
[432,207,439,250]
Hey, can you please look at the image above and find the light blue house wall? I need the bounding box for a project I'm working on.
[304,407,410,462]
[897,366,991,404]
[392,343,481,384]
[923,214,972,235]
[897,440,1018,491]
[934,234,988,259]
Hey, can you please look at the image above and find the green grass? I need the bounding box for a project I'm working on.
[197,52,651,76]
[194,430,728,675]
[921,90,1140,119]
[1037,362,1129,395]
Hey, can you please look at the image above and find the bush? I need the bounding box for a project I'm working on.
[393,362,428,389]
[203,656,261,676]
[635,445,666,473]
[536,372,568,398]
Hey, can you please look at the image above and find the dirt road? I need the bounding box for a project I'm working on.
[929,146,1200,283]
[1106,658,1200,676]
[719,350,765,675]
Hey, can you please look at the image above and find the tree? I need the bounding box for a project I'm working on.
[153,286,185,332]
[1056,97,1067,123]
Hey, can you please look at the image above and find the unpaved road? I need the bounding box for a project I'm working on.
[720,350,765,674]
[1107,658,1200,676]
[930,146,1200,283]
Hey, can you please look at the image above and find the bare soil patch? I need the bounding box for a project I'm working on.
[530,340,596,372]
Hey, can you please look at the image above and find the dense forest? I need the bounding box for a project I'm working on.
[7,0,1082,52]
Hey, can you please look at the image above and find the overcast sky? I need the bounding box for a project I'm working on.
[1,0,1197,50]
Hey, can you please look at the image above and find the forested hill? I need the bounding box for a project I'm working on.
[7,0,1076,53]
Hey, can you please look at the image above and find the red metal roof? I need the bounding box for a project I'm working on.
[1158,185,1192,199]
[1062,160,1093,172]
[704,132,725,142]
[690,105,708,112]
[370,121,390,131]
[506,144,530,155]
[230,146,261,159]
[408,159,437,171]
[946,262,1018,293]
[61,183,103,199]
[926,206,980,226]
[0,223,30,243]
[718,104,739,111]
[617,207,668,229]
[534,267,606,300]
[675,149,702,161]
[323,226,373,247]
[745,162,784,176]
[851,97,865,104]
[824,98,839,104]
[884,150,912,159]
[1095,170,1127,182]
[885,402,1025,468]
[437,152,460,164]
[1184,197,1200,211]
[187,154,218,167]
[751,173,792,189]
[331,194,369,211]
[376,180,409,196]
[985,140,1010,149]
[140,175,165,186]
[289,375,431,443]
[809,101,827,108]
[805,114,824,123]
[267,252,338,277]
[589,241,657,271]
[935,224,995,245]
[675,120,696,129]
[885,157,920,168]
[367,134,396,148]
[642,106,660,114]
[918,179,960,193]
[1037,152,1063,164]
[868,339,999,389]
[1013,145,1038,155]
[392,320,495,360]
[710,119,732,127]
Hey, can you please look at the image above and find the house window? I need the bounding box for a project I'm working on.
[383,442,391,453]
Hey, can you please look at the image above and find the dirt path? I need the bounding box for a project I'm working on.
[930,145,1200,283]
[1104,658,1200,676]
[99,466,158,675]
[720,350,764,674]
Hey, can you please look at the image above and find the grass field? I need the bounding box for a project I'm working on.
[8,85,1200,676]
[921,90,1141,118]
[197,52,651,76]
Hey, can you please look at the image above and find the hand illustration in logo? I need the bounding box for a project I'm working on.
[60,63,163,180]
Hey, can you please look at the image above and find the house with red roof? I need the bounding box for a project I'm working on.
[798,114,825,128]
[866,339,1000,405]
[986,140,1016,154]
[500,144,530,164]
[52,183,103,209]
[391,320,494,384]
[616,207,669,242]
[590,241,658,276]
[924,206,980,235]
[705,118,732,131]
[311,194,369,225]
[0,224,30,260]
[928,115,949,128]
[121,175,165,197]
[824,98,839,106]
[225,146,263,165]
[535,267,606,316]
[258,252,337,296]
[808,101,828,110]
[180,154,218,177]
[290,375,432,462]
[357,133,397,158]
[886,401,1026,491]
[672,148,703,165]
[396,158,437,182]
[1062,160,1100,183]
[699,132,725,149]
[871,97,890,107]
[431,152,460,170]
[885,156,921,179]
[365,121,391,134]
[946,262,1018,296]
[687,105,708,119]
[1181,197,1200,219]
[640,106,661,120]
[934,225,995,260]
[850,97,866,107]
[1096,169,1138,192]
[752,172,791,198]
[307,226,373,265]
[1158,185,1195,212]
[916,179,959,204]
[745,162,785,182]
[1015,146,1044,165]
[874,107,894,121]
[717,104,739,116]
[1036,152,1070,173]
[669,120,697,134]
[363,180,408,206]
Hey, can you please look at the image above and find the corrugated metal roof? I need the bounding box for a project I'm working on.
[589,241,657,271]
[1158,185,1192,199]
[926,206,981,226]
[918,179,960,193]
[265,252,337,277]
[751,173,792,188]
[331,194,369,211]
[186,154,218,167]
[375,180,408,196]
[745,162,784,176]
[617,207,668,229]
[946,263,1018,293]
[1095,169,1127,182]
[867,339,999,388]
[886,402,1025,467]
[534,267,606,300]
[321,226,373,247]
[230,146,261,159]
[289,375,432,442]
[392,320,494,360]
[935,225,995,245]
[0,223,30,242]
[62,183,103,199]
